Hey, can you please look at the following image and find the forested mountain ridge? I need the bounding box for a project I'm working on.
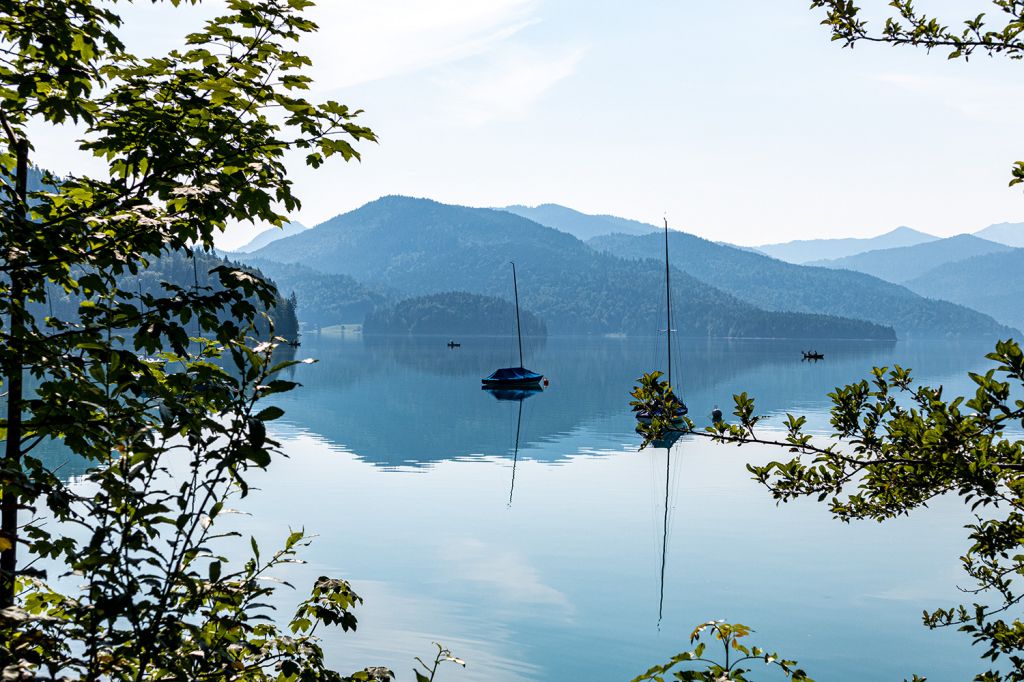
[754,226,937,263]
[588,231,1016,338]
[904,249,1024,333]
[500,203,658,240]
[808,234,1012,283]
[239,257,386,329]
[250,196,894,339]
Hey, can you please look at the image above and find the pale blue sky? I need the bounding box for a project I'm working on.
[34,1,1024,248]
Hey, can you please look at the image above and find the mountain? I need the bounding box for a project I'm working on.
[250,196,893,339]
[904,249,1024,333]
[755,226,937,264]
[807,234,1012,283]
[239,257,385,329]
[500,203,658,240]
[234,221,307,253]
[587,231,1016,338]
[364,292,547,337]
[973,222,1024,247]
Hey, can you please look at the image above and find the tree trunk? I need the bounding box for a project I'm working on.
[1,138,28,607]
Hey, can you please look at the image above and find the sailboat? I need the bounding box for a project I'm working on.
[636,218,688,424]
[482,262,544,389]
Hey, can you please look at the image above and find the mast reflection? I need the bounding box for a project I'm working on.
[484,386,542,506]
[647,428,683,630]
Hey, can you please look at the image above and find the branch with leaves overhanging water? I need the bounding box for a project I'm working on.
[631,339,1024,679]
[809,0,1024,189]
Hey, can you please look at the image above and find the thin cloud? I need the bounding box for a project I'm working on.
[306,0,540,90]
[440,537,574,613]
[436,44,586,125]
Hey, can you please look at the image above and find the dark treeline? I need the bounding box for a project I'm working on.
[364,291,547,337]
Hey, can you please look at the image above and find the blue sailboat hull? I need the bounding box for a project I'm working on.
[481,366,544,388]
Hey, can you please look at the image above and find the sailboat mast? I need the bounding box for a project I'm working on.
[512,261,524,368]
[663,218,672,387]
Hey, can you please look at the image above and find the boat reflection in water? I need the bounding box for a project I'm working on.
[482,386,543,403]
[484,386,542,507]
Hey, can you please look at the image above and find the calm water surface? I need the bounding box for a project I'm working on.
[204,333,1008,682]
[40,335,1008,680]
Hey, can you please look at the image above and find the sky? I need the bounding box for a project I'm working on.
[31,1,1024,249]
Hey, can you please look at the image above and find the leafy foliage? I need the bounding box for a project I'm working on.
[28,248,300,341]
[413,643,465,682]
[629,371,695,435]
[631,621,812,681]
[0,0,411,679]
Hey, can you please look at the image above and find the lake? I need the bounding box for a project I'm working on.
[37,333,1006,680]
[206,333,1000,682]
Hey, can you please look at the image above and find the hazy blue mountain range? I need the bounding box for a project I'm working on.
[248,196,894,339]
[239,257,385,329]
[807,234,1012,283]
[904,249,1024,333]
[234,221,307,253]
[500,203,658,240]
[974,222,1024,247]
[364,292,547,337]
[587,231,1016,338]
[755,226,937,264]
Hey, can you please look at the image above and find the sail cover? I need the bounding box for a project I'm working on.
[482,367,543,385]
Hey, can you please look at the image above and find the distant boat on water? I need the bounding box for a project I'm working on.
[635,218,688,425]
[802,350,824,361]
[482,262,544,389]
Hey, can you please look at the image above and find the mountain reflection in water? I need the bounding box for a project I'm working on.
[267,334,1000,468]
